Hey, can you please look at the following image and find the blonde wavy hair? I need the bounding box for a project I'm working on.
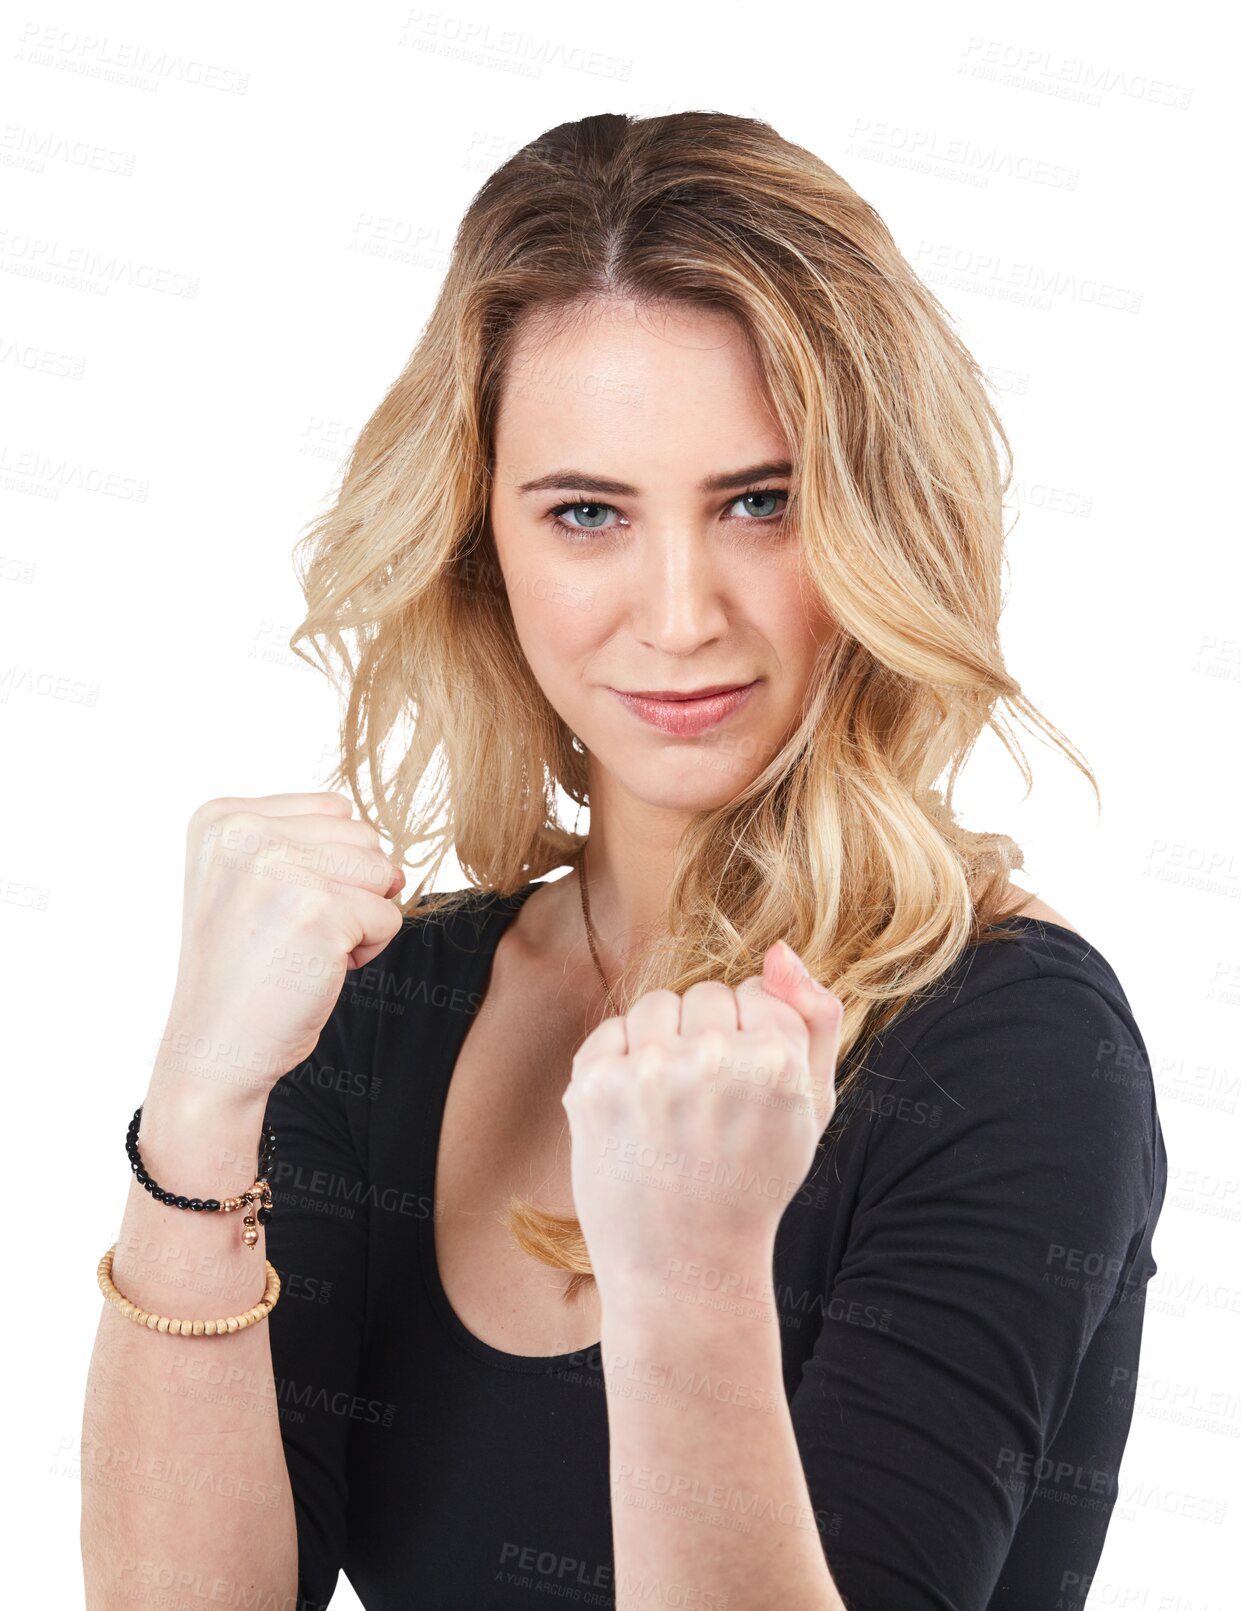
[288,110,1099,1302]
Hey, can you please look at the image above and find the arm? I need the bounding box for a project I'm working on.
[602,1267,847,1611]
[81,1041,298,1610]
[80,982,372,1611]
[600,970,1162,1611]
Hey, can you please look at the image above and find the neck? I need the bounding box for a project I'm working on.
[575,768,689,984]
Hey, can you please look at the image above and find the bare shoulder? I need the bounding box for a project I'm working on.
[997,885,1083,937]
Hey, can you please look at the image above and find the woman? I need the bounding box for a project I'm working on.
[83,111,1166,1611]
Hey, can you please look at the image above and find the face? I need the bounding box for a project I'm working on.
[489,298,835,818]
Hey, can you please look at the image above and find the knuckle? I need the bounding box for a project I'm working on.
[585,1050,623,1084]
[683,980,735,1004]
[225,806,265,839]
[316,844,366,884]
[188,796,235,835]
[757,1030,794,1065]
[195,793,237,817]
[626,987,680,1016]
[292,884,336,933]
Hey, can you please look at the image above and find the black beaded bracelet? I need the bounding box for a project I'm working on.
[126,1104,276,1249]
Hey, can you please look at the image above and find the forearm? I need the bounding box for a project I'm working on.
[81,1064,297,1610]
[599,1251,847,1611]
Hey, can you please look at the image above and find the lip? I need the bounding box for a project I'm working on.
[610,680,759,736]
[620,682,752,701]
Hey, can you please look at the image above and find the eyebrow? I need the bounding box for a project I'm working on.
[515,460,794,497]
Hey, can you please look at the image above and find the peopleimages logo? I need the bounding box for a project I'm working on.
[958,35,1193,109]
[13,24,251,94]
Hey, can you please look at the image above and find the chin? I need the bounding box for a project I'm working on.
[610,745,766,813]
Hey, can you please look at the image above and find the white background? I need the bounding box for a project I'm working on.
[2,2,1234,1606]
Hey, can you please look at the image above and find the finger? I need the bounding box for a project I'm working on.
[623,988,681,1053]
[200,810,400,891]
[340,886,406,970]
[292,838,402,897]
[734,971,808,1036]
[209,791,355,820]
[678,980,739,1038]
[311,827,404,896]
[761,941,842,1130]
[573,1014,628,1065]
[261,812,386,853]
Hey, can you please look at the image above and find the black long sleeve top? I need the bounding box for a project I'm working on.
[260,880,1167,1610]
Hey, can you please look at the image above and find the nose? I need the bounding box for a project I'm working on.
[630,526,732,655]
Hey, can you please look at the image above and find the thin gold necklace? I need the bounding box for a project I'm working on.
[576,845,621,1018]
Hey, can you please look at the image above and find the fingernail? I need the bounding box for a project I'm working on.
[778,939,811,977]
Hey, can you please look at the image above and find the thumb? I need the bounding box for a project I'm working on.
[762,940,842,1133]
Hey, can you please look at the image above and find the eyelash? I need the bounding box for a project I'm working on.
[543,487,791,542]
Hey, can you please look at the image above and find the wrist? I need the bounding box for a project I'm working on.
[597,1241,781,1340]
[144,1069,274,1127]
[131,1078,274,1217]
[151,1006,290,1103]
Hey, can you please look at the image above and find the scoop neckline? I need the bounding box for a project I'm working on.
[416,877,603,1374]
[415,883,1090,1373]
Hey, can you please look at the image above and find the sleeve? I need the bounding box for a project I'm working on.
[790,972,1162,1611]
[261,982,375,1611]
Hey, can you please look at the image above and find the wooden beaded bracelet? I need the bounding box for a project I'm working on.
[97,1243,281,1336]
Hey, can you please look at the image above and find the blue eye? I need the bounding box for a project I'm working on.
[733,490,786,520]
[545,488,790,541]
[550,501,615,532]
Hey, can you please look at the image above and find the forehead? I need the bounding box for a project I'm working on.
[493,298,786,473]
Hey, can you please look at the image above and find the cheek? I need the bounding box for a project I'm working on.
[508,584,596,682]
[492,517,599,692]
[752,567,835,663]
[806,598,837,654]
[783,570,836,653]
